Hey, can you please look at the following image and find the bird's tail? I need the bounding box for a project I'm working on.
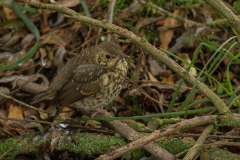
[31,91,53,104]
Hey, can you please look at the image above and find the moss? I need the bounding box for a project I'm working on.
[123,148,145,160]
[61,134,121,155]
[57,133,145,159]
[222,119,240,127]
[181,124,190,133]
[28,146,38,154]
[56,134,72,150]
[158,138,192,155]
[21,141,38,154]
[20,134,44,154]
[0,139,20,159]
[209,147,240,160]
[108,135,126,146]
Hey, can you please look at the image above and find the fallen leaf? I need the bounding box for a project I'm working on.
[57,0,80,7]
[8,105,23,119]
[178,53,197,77]
[160,9,180,50]
[148,55,164,76]
[3,7,17,20]
[120,0,143,18]
[0,87,10,104]
[162,75,175,85]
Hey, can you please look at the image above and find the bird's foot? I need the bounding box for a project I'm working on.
[91,108,108,117]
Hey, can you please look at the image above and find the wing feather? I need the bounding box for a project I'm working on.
[51,64,112,106]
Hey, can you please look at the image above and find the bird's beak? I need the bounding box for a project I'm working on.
[120,53,130,58]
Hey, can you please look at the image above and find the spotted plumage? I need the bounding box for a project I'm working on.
[31,41,128,110]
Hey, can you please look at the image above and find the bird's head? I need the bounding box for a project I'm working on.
[95,41,129,68]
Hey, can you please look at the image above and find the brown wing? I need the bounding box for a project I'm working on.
[51,64,112,106]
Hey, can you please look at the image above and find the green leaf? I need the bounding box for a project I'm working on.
[80,0,90,17]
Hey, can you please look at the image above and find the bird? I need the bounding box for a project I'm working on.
[31,41,128,111]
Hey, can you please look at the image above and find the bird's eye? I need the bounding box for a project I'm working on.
[106,54,111,59]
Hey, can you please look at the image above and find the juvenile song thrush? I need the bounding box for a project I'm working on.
[31,41,128,110]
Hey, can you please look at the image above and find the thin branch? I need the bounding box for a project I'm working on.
[183,125,214,160]
[106,0,116,41]
[146,1,204,27]
[0,93,49,114]
[205,0,240,33]
[101,112,176,160]
[97,116,216,160]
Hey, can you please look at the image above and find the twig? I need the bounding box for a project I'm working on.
[0,117,52,125]
[174,133,240,140]
[106,0,116,41]
[205,0,240,33]
[146,1,204,27]
[12,66,44,95]
[127,78,167,106]
[205,141,240,147]
[97,112,176,160]
[0,92,49,114]
[183,125,214,160]
[97,116,216,159]
[69,31,111,53]
[147,0,240,29]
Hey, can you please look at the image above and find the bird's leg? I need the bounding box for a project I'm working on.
[91,107,108,117]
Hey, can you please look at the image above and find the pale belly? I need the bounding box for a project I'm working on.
[70,82,122,110]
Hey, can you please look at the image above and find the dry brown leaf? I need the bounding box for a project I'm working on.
[160,9,180,50]
[0,87,10,104]
[53,107,74,124]
[24,122,43,133]
[148,55,163,76]
[21,34,35,48]
[50,129,63,152]
[41,31,67,47]
[0,108,8,123]
[169,32,188,53]
[193,94,203,108]
[39,47,47,58]
[4,121,26,135]
[8,105,23,119]
[120,0,143,18]
[193,3,213,19]
[40,9,51,33]
[162,75,174,85]
[57,0,80,7]
[183,136,196,142]
[200,147,211,160]
[147,70,158,82]
[178,53,197,77]
[3,31,24,48]
[3,7,17,20]
[151,88,164,113]
[17,80,48,94]
[0,74,49,85]
[115,95,125,104]
[58,28,79,47]
[134,17,164,33]
[132,53,144,81]
[55,47,66,72]
[39,47,53,69]
[145,71,188,92]
[70,21,82,31]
